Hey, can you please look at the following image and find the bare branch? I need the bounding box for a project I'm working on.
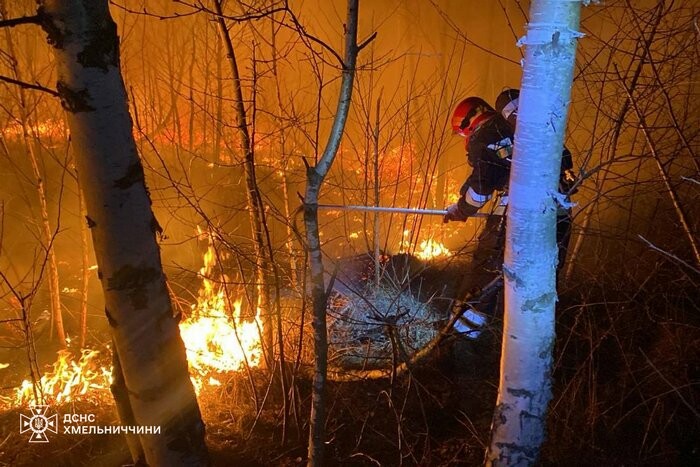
[497,0,525,59]
[640,349,700,420]
[109,2,201,20]
[172,0,288,22]
[0,74,59,97]
[0,14,40,28]
[638,235,700,276]
[428,0,520,65]
[285,8,344,68]
[357,31,377,52]
[615,63,700,265]
[111,0,288,22]
[218,5,288,22]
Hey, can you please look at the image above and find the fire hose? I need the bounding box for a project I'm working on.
[316,203,489,218]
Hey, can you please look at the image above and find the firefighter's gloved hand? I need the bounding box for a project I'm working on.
[443,203,465,223]
[443,199,475,223]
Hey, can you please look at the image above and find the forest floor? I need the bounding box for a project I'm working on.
[0,309,698,467]
[0,333,497,466]
[0,263,698,466]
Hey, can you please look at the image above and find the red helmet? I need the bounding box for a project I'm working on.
[451,97,496,140]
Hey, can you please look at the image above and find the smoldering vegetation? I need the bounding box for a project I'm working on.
[0,0,697,465]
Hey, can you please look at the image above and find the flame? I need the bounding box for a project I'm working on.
[2,118,67,141]
[397,230,452,260]
[180,242,263,388]
[1,234,262,408]
[415,238,452,260]
[3,349,112,407]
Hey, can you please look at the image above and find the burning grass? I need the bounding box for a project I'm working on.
[0,235,263,409]
[180,241,263,394]
[1,348,112,407]
[0,235,452,408]
[414,238,453,261]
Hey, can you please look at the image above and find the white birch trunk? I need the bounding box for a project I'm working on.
[486,1,585,465]
[39,1,209,465]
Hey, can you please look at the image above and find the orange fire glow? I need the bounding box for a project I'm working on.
[415,238,453,260]
[179,241,263,394]
[399,230,452,260]
[2,118,67,141]
[0,234,262,408]
[3,349,112,407]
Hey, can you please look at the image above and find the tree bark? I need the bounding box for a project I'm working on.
[212,0,273,365]
[486,1,584,465]
[78,183,89,349]
[303,1,360,465]
[38,1,209,465]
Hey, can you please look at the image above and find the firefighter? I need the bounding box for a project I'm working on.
[443,96,515,337]
[443,93,576,338]
[494,88,576,271]
[443,96,514,266]
[444,96,514,223]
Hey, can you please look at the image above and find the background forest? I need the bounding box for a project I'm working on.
[0,0,697,465]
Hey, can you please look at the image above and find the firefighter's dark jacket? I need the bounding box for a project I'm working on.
[457,113,574,216]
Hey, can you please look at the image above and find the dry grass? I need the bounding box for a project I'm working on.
[327,281,440,369]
